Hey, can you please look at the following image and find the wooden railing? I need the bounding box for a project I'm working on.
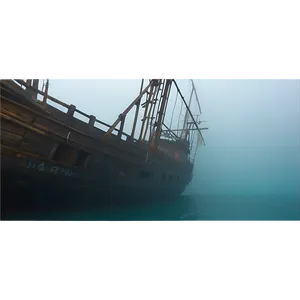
[2,79,205,165]
[13,79,138,143]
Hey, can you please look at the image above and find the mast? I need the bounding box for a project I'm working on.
[191,79,201,114]
[181,80,194,139]
[130,79,144,139]
[152,79,172,150]
[104,79,206,152]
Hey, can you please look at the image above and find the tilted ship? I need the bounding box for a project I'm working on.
[0,79,207,211]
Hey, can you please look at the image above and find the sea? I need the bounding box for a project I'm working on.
[2,193,299,221]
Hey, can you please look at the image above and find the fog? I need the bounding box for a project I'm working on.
[47,79,299,198]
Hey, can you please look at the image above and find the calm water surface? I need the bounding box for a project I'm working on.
[2,194,299,221]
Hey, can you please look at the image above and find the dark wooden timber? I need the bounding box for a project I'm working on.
[130,79,144,139]
[153,79,172,150]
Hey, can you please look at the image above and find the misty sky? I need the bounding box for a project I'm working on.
[46,79,299,198]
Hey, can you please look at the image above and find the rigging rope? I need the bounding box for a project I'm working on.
[169,90,178,129]
[177,95,183,132]
[190,115,198,151]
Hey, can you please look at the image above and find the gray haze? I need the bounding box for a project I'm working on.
[47,80,300,198]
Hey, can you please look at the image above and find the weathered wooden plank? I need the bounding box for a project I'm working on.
[0,83,41,106]
[33,115,154,168]
[19,131,56,158]
[0,145,40,158]
[1,118,26,136]
[0,86,47,114]
[46,105,70,122]
[4,101,171,169]
[47,104,99,136]
[35,104,149,159]
[46,103,130,143]
[1,145,17,157]
[0,112,46,136]
[34,115,69,137]
[22,130,54,146]
[70,116,91,133]
[0,98,35,124]
[1,129,23,147]
[63,131,97,152]
[34,116,108,155]
[0,128,22,141]
[19,142,50,158]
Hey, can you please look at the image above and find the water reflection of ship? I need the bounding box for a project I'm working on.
[0,79,208,210]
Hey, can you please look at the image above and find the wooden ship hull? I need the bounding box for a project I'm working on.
[1,79,205,213]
